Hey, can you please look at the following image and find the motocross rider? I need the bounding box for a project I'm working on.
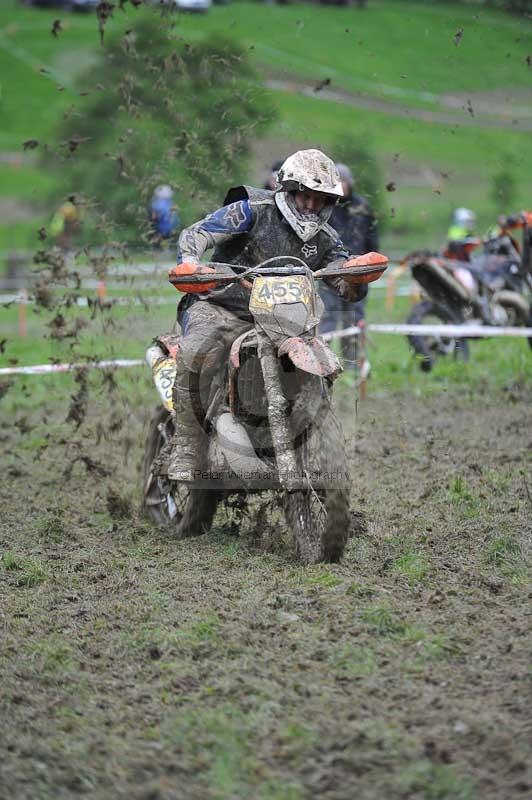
[167,149,370,482]
[447,207,477,242]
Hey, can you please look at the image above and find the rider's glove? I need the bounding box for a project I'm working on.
[327,252,387,302]
[328,276,367,303]
[168,262,217,294]
[341,253,388,284]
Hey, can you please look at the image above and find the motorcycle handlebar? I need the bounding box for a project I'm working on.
[168,257,388,286]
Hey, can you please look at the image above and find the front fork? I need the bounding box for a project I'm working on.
[257,334,300,492]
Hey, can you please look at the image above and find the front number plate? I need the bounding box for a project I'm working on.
[250,276,312,311]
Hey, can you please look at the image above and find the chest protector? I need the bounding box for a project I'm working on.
[206,186,343,319]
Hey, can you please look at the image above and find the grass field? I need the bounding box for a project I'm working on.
[1,324,531,799]
[1,5,531,798]
[2,275,531,405]
[0,0,531,254]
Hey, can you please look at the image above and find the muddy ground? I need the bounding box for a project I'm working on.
[1,381,531,800]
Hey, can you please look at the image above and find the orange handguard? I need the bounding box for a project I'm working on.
[168,262,217,294]
[342,252,388,284]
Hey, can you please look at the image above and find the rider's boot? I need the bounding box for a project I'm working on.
[167,368,205,483]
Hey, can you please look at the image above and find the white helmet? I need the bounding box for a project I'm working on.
[154,185,173,200]
[454,207,476,226]
[275,149,342,242]
[277,149,343,198]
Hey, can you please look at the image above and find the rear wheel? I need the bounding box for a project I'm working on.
[494,291,532,349]
[284,399,350,564]
[407,300,469,372]
[493,290,530,327]
[142,406,219,537]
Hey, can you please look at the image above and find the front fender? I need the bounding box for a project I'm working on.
[278,336,342,379]
[412,259,472,304]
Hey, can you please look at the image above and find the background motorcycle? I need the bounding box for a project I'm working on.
[143,253,387,564]
[404,212,532,372]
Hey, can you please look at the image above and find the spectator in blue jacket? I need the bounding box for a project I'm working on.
[150,185,180,242]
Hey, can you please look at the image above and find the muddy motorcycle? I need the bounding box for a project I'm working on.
[404,213,532,372]
[142,253,387,564]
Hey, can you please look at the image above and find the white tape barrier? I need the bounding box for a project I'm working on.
[2,323,531,377]
[372,323,532,337]
[323,323,532,339]
[0,359,143,377]
[321,326,361,341]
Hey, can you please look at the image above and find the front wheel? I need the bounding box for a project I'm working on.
[407,300,469,372]
[142,406,219,537]
[284,400,350,564]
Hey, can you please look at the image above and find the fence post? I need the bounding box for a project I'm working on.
[19,288,28,338]
[358,322,368,401]
[385,270,396,311]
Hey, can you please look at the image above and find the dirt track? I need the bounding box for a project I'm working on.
[1,383,531,799]
[265,78,532,132]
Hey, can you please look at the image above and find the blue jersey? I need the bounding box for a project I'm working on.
[151,198,180,237]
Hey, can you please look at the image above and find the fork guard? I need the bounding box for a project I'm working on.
[278,336,342,378]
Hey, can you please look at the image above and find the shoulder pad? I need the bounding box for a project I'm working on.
[223,185,274,206]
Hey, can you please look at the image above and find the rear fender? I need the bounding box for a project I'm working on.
[278,336,342,378]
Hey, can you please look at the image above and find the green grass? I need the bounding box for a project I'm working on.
[0,163,55,200]
[445,474,482,518]
[26,637,75,674]
[362,604,407,637]
[331,643,377,678]
[303,568,344,588]
[398,760,476,800]
[404,630,459,666]
[1,550,48,587]
[0,4,97,149]
[357,293,532,395]
[2,0,529,152]
[1,284,531,413]
[178,1,532,98]
[447,474,475,504]
[272,89,531,233]
[160,706,306,799]
[1,0,531,254]
[483,531,525,582]
[37,507,67,541]
[391,549,431,586]
[1,363,529,798]
[0,218,48,251]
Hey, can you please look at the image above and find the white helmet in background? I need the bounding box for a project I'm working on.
[335,162,354,189]
[454,207,476,227]
[275,149,342,242]
[154,185,173,201]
